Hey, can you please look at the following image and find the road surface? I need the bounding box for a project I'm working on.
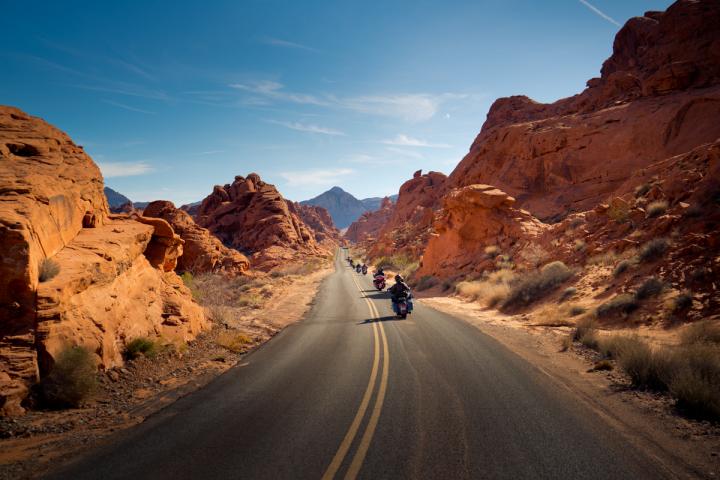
[47,249,672,479]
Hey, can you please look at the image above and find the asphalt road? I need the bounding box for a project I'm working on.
[46,249,671,479]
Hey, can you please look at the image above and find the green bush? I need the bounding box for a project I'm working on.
[597,294,639,317]
[40,346,97,408]
[635,277,664,300]
[638,238,669,263]
[39,258,60,282]
[124,337,160,360]
[502,261,572,309]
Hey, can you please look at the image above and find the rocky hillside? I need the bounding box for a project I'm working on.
[194,174,334,270]
[0,107,206,415]
[349,0,720,322]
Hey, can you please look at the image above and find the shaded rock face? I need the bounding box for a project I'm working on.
[292,202,340,245]
[143,200,250,275]
[450,0,720,220]
[345,197,394,244]
[195,174,326,270]
[0,107,206,415]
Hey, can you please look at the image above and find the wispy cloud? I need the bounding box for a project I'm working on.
[279,168,354,186]
[98,161,154,178]
[386,147,424,159]
[229,81,471,122]
[73,82,171,101]
[261,37,319,52]
[578,0,621,26]
[267,120,345,136]
[102,99,156,114]
[382,134,451,148]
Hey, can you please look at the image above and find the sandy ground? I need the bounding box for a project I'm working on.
[0,266,332,480]
[419,294,720,478]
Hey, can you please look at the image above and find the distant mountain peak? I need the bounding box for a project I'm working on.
[301,187,397,229]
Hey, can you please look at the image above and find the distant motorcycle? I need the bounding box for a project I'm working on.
[361,264,368,275]
[355,264,362,273]
[373,274,386,291]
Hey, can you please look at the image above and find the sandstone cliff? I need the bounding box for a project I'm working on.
[195,174,329,270]
[345,197,394,244]
[292,202,340,246]
[0,107,206,415]
[143,200,250,275]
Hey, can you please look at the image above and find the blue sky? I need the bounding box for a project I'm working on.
[1,0,673,205]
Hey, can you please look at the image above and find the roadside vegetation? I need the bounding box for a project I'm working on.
[38,258,60,282]
[39,346,97,408]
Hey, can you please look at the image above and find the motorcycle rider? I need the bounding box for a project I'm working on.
[373,266,385,278]
[388,274,413,314]
[361,264,368,275]
[356,263,362,273]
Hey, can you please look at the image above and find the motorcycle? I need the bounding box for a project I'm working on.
[393,294,411,319]
[355,264,362,273]
[373,274,386,291]
[361,265,368,275]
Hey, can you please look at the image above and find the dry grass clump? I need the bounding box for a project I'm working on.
[124,337,161,360]
[670,343,720,420]
[40,346,97,408]
[274,259,327,276]
[373,254,416,271]
[634,183,651,198]
[615,338,677,391]
[646,200,669,218]
[559,287,576,302]
[671,291,693,313]
[572,316,599,349]
[180,272,203,301]
[237,293,263,309]
[520,244,550,268]
[502,261,572,309]
[587,250,618,266]
[681,320,720,346]
[39,258,60,282]
[216,330,253,352]
[635,277,664,300]
[612,259,635,277]
[455,269,515,307]
[590,360,614,372]
[597,334,641,360]
[573,239,586,252]
[638,238,670,263]
[597,294,639,318]
[569,305,586,317]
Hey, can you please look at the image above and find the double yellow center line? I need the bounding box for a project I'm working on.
[321,266,390,480]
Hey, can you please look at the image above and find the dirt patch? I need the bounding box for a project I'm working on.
[0,266,332,480]
[420,296,720,479]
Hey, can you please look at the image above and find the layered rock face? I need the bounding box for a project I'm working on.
[345,197,394,243]
[449,0,720,220]
[195,174,327,270]
[0,107,206,415]
[143,200,250,275]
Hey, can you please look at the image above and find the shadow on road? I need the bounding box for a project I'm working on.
[358,315,407,324]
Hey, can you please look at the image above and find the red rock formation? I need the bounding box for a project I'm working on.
[291,202,340,245]
[449,0,720,220]
[0,107,206,415]
[345,197,394,244]
[143,200,250,275]
[195,174,327,270]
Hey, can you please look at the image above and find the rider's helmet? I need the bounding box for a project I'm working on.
[395,274,404,282]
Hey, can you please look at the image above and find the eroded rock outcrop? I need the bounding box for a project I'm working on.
[143,200,250,275]
[449,0,720,220]
[345,197,394,244]
[195,174,327,270]
[0,107,206,415]
[292,202,340,245]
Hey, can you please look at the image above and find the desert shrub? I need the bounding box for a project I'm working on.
[40,346,97,408]
[612,259,634,277]
[607,200,630,223]
[597,294,639,317]
[39,258,60,282]
[635,277,664,300]
[415,275,438,291]
[124,337,160,360]
[502,261,572,309]
[669,344,720,420]
[646,200,668,218]
[180,272,202,301]
[616,339,679,391]
[520,244,549,268]
[207,305,233,325]
[560,334,573,352]
[569,305,586,317]
[681,320,720,346]
[572,316,598,349]
[559,287,577,302]
[216,331,253,352]
[598,334,641,360]
[401,261,420,281]
[671,291,693,313]
[455,269,515,307]
[237,293,263,309]
[441,279,456,292]
[573,239,586,252]
[634,183,651,198]
[638,238,669,263]
[270,270,284,278]
[374,254,415,271]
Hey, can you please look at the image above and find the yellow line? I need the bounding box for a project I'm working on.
[322,258,382,480]
[321,321,379,480]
